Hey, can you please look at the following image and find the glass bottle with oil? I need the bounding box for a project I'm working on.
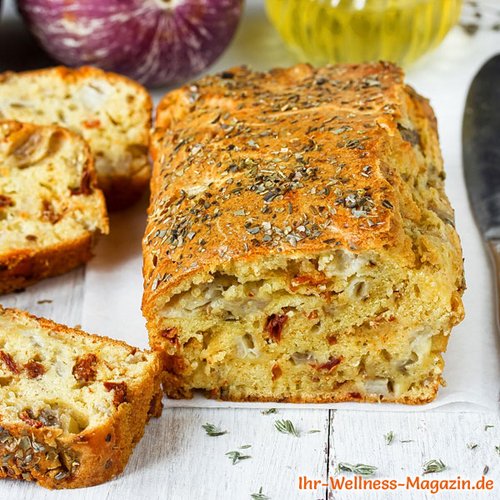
[265,0,463,66]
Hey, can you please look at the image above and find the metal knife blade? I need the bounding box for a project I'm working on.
[463,54,500,240]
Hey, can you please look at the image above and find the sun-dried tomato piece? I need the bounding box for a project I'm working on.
[41,199,61,224]
[312,356,342,372]
[0,350,20,374]
[0,194,14,208]
[72,353,98,382]
[327,335,338,345]
[104,381,128,406]
[19,410,43,428]
[160,327,178,339]
[271,363,282,381]
[265,314,288,342]
[24,360,45,379]
[160,327,179,347]
[82,119,101,129]
[70,169,93,196]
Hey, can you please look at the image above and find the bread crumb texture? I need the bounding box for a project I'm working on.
[143,63,465,405]
[0,307,162,489]
[0,67,152,209]
[0,120,108,294]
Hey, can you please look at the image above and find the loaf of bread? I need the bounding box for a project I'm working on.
[0,120,108,295]
[0,66,152,210]
[143,63,465,405]
[0,307,163,489]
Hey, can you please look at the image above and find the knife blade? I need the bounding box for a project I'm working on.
[463,54,500,240]
[463,54,500,334]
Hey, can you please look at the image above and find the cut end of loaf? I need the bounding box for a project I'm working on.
[148,246,463,404]
[0,307,162,489]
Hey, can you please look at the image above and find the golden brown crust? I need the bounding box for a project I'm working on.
[0,307,163,489]
[0,120,109,295]
[167,385,439,405]
[143,62,464,405]
[143,62,412,310]
[0,233,94,294]
[0,66,153,211]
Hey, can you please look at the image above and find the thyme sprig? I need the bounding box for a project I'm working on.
[422,459,446,475]
[384,431,395,445]
[337,462,378,476]
[261,408,277,415]
[251,487,270,500]
[226,450,251,465]
[275,419,300,437]
[202,423,227,437]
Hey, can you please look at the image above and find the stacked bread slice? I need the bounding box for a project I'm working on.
[0,120,108,294]
[0,67,152,210]
[0,66,158,490]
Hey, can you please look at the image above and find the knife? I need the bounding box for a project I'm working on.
[463,54,500,327]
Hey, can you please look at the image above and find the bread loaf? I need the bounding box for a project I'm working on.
[0,307,162,489]
[143,63,465,404]
[0,66,152,210]
[0,120,108,295]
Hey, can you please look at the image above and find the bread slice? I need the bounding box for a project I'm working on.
[143,63,465,405]
[0,66,152,210]
[0,307,163,489]
[0,120,108,294]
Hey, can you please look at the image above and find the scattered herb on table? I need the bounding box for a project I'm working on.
[240,444,252,449]
[251,487,270,500]
[275,419,300,437]
[467,442,478,450]
[202,423,227,437]
[308,429,321,434]
[384,431,395,445]
[226,450,251,465]
[337,463,378,476]
[37,299,52,304]
[400,439,414,443]
[261,408,277,415]
[483,465,489,475]
[422,459,446,475]
[485,424,494,431]
[496,445,500,456]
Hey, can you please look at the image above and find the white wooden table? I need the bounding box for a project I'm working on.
[1,1,500,499]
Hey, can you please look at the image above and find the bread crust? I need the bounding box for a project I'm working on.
[143,62,465,405]
[0,120,109,295]
[0,307,163,489]
[0,66,153,210]
[0,233,94,294]
[143,63,410,309]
